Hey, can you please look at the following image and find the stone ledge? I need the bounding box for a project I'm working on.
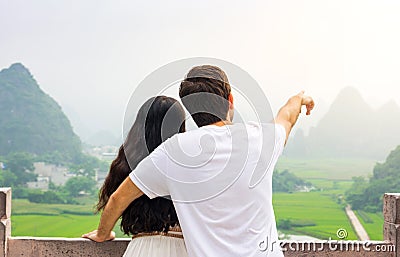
[0,188,11,220]
[384,222,400,257]
[5,238,396,257]
[384,193,400,225]
[7,237,130,257]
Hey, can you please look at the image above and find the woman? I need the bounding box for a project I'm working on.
[90,96,187,257]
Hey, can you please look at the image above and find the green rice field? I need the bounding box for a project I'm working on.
[10,158,384,240]
[355,210,384,240]
[274,192,357,240]
[11,199,129,238]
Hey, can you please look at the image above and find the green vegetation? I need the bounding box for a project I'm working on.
[0,152,36,186]
[27,190,68,204]
[11,191,357,240]
[357,210,373,223]
[0,63,109,204]
[0,151,102,204]
[276,157,376,180]
[11,199,129,238]
[346,145,400,212]
[63,177,97,197]
[273,169,312,192]
[0,63,82,162]
[355,211,383,240]
[274,191,357,240]
[273,157,388,240]
[12,214,100,238]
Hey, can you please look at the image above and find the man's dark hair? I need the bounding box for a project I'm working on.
[179,65,231,127]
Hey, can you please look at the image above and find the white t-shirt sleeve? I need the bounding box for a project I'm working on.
[274,124,286,156]
[128,145,169,199]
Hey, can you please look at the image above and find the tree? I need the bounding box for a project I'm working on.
[346,145,400,212]
[0,170,18,186]
[3,152,37,185]
[278,219,293,230]
[272,169,312,193]
[68,154,108,179]
[345,176,369,210]
[64,176,96,197]
[5,152,34,172]
[27,190,66,204]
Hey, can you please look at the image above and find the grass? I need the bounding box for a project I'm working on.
[274,193,355,239]
[273,191,357,240]
[12,199,95,216]
[276,157,376,180]
[13,192,357,240]
[355,210,384,240]
[11,199,129,238]
[12,214,130,238]
[274,158,382,240]
[11,191,375,241]
[12,214,100,237]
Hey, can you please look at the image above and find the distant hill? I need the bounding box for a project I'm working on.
[346,145,400,211]
[0,63,82,161]
[285,87,400,159]
[84,130,120,147]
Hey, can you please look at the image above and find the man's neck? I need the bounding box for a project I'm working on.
[210,120,232,127]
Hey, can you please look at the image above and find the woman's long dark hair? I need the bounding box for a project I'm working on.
[96,96,185,235]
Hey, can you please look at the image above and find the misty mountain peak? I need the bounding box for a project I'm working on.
[335,86,364,103]
[286,86,400,159]
[328,86,372,114]
[0,63,82,160]
[0,63,38,91]
[2,63,31,76]
[379,99,400,111]
[9,62,29,71]
[377,100,400,118]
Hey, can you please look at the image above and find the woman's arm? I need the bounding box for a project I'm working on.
[82,177,144,242]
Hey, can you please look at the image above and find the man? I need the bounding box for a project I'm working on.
[83,65,314,257]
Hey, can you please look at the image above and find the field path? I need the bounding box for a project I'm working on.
[345,205,370,240]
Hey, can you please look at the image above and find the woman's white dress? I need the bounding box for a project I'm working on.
[123,229,188,257]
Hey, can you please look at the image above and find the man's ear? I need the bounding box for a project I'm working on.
[228,93,234,109]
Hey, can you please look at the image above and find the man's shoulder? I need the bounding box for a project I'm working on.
[168,127,206,141]
[161,128,205,151]
[162,122,284,146]
[244,122,283,135]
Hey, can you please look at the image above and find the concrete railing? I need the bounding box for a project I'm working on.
[0,187,398,256]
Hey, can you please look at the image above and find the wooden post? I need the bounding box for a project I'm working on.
[384,193,400,257]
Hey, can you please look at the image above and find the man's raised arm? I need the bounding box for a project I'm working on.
[275,91,314,144]
[82,178,144,242]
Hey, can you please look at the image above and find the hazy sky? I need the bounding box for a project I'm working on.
[1,0,400,141]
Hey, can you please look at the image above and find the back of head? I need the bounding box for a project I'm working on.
[97,96,185,235]
[179,65,231,127]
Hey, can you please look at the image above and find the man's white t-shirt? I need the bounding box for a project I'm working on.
[129,122,286,257]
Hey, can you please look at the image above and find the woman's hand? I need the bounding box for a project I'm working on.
[82,230,115,242]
